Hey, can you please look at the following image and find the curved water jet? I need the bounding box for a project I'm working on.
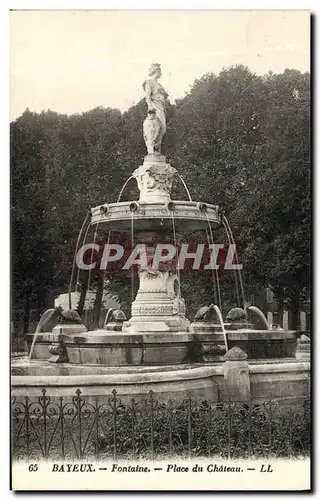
[68,211,91,309]
[175,173,193,202]
[247,305,270,330]
[28,307,62,360]
[117,176,134,203]
[213,304,228,352]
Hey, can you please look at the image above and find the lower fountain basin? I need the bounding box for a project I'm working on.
[193,329,299,360]
[90,199,220,232]
[11,357,310,404]
[27,329,299,364]
[63,330,192,365]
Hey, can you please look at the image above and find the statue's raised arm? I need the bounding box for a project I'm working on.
[142,63,168,155]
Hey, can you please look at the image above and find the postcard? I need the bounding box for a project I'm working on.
[10,9,311,491]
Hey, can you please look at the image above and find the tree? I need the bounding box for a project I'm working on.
[10,66,310,341]
[234,69,310,327]
[11,110,52,334]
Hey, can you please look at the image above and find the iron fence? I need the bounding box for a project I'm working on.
[11,390,310,461]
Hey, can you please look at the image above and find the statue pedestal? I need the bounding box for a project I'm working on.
[123,268,190,335]
[133,154,177,204]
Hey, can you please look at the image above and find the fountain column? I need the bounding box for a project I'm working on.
[122,153,190,334]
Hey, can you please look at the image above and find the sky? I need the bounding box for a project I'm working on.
[10,10,310,121]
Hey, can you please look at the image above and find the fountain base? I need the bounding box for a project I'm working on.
[11,356,310,405]
[63,331,192,365]
[27,328,300,364]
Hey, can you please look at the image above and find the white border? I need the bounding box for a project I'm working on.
[2,2,316,499]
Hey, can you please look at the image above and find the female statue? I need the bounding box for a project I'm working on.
[142,63,168,155]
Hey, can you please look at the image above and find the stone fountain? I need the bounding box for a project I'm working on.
[12,64,310,404]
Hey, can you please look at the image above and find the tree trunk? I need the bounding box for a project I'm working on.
[277,300,284,328]
[36,289,46,321]
[290,282,301,330]
[113,275,132,319]
[77,273,89,316]
[23,283,32,335]
[274,288,285,328]
[93,274,104,329]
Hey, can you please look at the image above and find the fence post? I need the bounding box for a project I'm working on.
[59,397,65,460]
[223,347,250,401]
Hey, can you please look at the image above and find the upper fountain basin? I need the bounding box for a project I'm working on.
[91,200,221,232]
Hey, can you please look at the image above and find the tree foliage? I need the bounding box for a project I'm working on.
[11,66,310,335]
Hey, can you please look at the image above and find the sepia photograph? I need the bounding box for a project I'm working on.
[10,8,311,491]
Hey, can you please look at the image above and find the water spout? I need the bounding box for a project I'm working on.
[205,229,218,307]
[68,211,91,309]
[103,308,114,328]
[28,308,60,360]
[129,201,139,212]
[213,304,228,352]
[84,221,100,327]
[131,211,135,305]
[175,173,193,202]
[102,229,112,281]
[221,218,240,308]
[171,212,181,300]
[222,214,246,309]
[197,202,207,213]
[205,213,222,311]
[100,205,109,216]
[247,306,270,330]
[117,176,134,203]
[75,221,92,297]
[165,201,175,212]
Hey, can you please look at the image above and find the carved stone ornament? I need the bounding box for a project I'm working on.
[48,341,69,363]
[133,161,177,203]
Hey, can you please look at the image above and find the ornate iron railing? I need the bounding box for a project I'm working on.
[11,390,310,461]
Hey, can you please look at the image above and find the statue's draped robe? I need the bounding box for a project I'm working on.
[143,78,167,134]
